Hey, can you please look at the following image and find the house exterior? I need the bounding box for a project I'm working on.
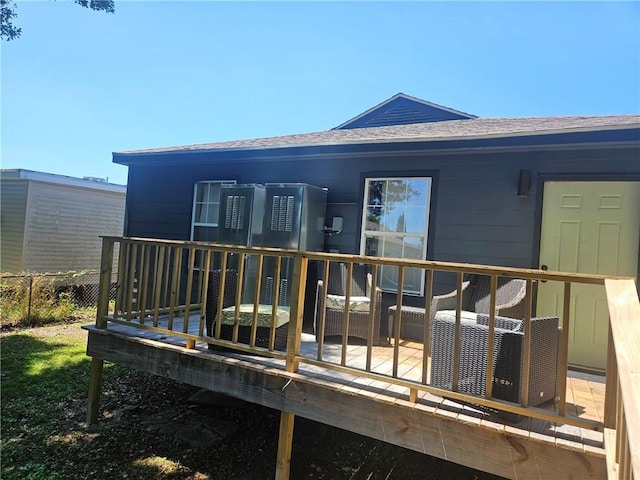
[112,93,640,369]
[0,169,127,274]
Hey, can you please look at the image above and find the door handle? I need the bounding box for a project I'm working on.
[540,264,548,283]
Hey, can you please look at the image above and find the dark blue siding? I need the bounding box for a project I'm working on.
[124,144,639,266]
[122,143,639,338]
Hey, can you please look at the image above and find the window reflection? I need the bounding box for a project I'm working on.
[361,177,431,295]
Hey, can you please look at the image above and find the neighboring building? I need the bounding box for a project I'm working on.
[112,93,640,369]
[0,169,126,274]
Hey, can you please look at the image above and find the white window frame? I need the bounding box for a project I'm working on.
[190,180,236,241]
[359,176,432,296]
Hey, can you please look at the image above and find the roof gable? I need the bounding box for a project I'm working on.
[334,93,477,130]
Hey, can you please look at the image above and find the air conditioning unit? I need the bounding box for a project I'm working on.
[258,183,327,307]
[218,184,266,247]
[261,183,327,251]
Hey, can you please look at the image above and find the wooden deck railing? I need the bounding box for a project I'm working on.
[95,236,638,478]
[604,279,640,480]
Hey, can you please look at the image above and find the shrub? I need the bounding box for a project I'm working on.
[0,274,80,328]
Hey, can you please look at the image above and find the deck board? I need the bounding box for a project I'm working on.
[85,316,606,479]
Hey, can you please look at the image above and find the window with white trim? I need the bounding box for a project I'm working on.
[190,180,236,242]
[360,177,432,295]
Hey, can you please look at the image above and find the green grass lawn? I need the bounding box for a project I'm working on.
[1,328,92,479]
[0,324,202,479]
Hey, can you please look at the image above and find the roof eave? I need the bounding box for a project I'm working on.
[112,122,640,164]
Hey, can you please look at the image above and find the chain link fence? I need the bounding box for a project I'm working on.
[0,270,116,327]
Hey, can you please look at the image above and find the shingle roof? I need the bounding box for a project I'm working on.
[116,115,640,156]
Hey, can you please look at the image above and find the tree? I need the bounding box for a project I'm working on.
[1,0,114,41]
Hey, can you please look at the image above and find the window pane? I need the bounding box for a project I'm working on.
[404,206,425,233]
[195,204,205,223]
[365,206,383,231]
[402,236,424,260]
[210,184,221,203]
[367,180,384,205]
[406,179,429,206]
[384,179,408,205]
[378,265,422,293]
[380,235,402,259]
[364,236,379,256]
[403,268,422,293]
[205,204,219,224]
[193,226,218,242]
[381,204,404,233]
[364,234,425,294]
[379,265,399,291]
[196,184,207,203]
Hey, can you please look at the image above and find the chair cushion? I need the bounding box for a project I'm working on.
[435,310,522,332]
[434,310,479,324]
[326,294,371,313]
[221,304,290,328]
[476,314,523,332]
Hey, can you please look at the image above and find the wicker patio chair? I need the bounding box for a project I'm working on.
[430,311,560,406]
[205,269,238,338]
[388,275,529,343]
[431,275,528,320]
[314,262,384,344]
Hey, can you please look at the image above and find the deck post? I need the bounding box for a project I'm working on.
[275,411,295,480]
[285,253,307,373]
[604,325,618,429]
[87,237,113,423]
[96,237,115,329]
[86,356,104,424]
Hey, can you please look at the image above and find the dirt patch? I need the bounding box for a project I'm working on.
[142,405,239,448]
[0,317,91,339]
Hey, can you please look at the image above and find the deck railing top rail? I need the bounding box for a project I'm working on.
[105,236,632,285]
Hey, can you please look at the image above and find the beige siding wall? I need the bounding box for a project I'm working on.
[22,182,125,273]
[0,180,28,273]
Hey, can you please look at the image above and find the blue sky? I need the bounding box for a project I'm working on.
[2,1,639,186]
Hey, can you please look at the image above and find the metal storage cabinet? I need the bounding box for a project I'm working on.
[216,184,266,303]
[259,183,327,312]
[218,184,266,247]
[261,183,327,251]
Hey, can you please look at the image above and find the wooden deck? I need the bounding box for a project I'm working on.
[85,314,607,480]
[86,237,640,479]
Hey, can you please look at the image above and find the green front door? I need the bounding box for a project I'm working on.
[537,181,640,370]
